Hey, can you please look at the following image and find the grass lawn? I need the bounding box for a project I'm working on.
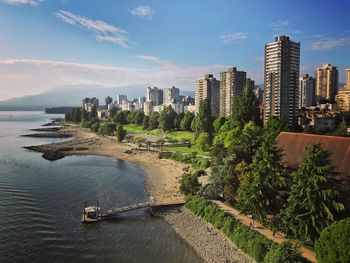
[165,130,195,143]
[123,124,158,136]
[163,144,210,156]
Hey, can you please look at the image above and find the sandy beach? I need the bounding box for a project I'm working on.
[25,124,187,204]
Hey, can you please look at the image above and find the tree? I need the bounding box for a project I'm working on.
[82,108,89,121]
[238,139,286,220]
[159,105,177,131]
[115,125,126,142]
[281,143,344,242]
[127,111,137,124]
[142,115,150,130]
[213,116,227,135]
[315,217,350,263]
[333,120,349,137]
[134,110,144,125]
[264,241,305,263]
[149,112,160,130]
[193,99,213,138]
[72,107,82,123]
[100,121,117,136]
[179,173,201,196]
[196,132,210,152]
[264,116,288,143]
[113,111,127,125]
[180,111,195,131]
[91,122,100,133]
[90,105,97,119]
[174,112,185,129]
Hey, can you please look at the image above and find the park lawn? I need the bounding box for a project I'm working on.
[123,124,158,136]
[165,130,195,143]
[163,144,210,156]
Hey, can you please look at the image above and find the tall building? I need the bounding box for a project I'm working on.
[165,86,180,103]
[335,69,350,112]
[264,35,300,126]
[143,101,153,116]
[315,64,338,103]
[254,86,264,104]
[195,74,220,117]
[116,95,127,105]
[82,97,99,112]
[219,67,246,117]
[299,74,315,108]
[246,78,255,91]
[105,96,113,107]
[146,86,163,106]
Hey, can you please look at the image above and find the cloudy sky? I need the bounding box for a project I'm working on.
[0,0,349,100]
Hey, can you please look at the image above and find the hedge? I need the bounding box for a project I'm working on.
[185,196,306,263]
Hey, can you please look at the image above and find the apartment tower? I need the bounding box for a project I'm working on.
[219,67,247,117]
[315,64,338,103]
[335,69,350,112]
[165,86,180,103]
[146,86,163,106]
[195,74,220,117]
[299,74,315,108]
[264,35,300,126]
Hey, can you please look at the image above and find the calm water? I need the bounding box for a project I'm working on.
[0,111,203,263]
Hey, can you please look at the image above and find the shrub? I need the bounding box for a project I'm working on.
[264,241,306,263]
[179,173,201,196]
[315,217,350,263]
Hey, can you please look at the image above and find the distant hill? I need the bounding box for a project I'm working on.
[0,85,195,111]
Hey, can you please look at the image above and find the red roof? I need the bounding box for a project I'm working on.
[276,132,350,179]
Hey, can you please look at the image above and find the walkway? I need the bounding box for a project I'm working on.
[212,200,317,263]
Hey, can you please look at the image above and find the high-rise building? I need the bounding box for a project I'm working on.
[253,86,264,104]
[195,74,220,117]
[335,69,350,112]
[146,86,163,106]
[105,96,113,107]
[299,74,315,108]
[315,64,338,103]
[116,95,127,105]
[263,35,300,126]
[82,97,99,112]
[219,67,246,117]
[143,101,153,116]
[246,78,255,91]
[165,86,180,103]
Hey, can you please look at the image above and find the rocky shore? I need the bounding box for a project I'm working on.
[161,207,253,263]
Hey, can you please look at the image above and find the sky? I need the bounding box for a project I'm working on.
[0,0,349,100]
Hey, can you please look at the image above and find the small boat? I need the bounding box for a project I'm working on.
[82,202,101,223]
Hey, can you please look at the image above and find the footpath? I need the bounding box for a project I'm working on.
[212,200,317,263]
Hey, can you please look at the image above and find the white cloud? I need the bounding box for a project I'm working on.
[269,19,290,31]
[220,32,248,44]
[55,10,134,48]
[130,5,154,19]
[311,36,350,51]
[1,0,42,5]
[0,57,230,100]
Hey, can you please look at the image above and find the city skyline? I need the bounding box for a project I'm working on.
[0,0,350,100]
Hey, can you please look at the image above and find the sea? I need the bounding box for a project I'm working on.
[0,111,203,263]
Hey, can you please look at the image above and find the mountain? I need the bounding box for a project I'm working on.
[0,85,195,110]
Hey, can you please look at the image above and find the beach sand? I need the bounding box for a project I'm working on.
[26,125,187,204]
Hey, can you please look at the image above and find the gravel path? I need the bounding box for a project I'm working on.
[161,207,254,263]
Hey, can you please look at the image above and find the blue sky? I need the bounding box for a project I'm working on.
[0,0,349,100]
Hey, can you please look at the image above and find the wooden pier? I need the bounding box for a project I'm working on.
[82,198,184,223]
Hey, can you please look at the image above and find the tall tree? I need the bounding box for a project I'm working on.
[281,143,344,242]
[213,116,227,135]
[159,105,177,131]
[82,108,89,121]
[113,111,127,125]
[238,139,286,220]
[142,115,150,130]
[149,112,160,130]
[193,98,213,138]
[115,125,126,142]
[180,111,195,131]
[90,105,97,119]
[174,112,185,129]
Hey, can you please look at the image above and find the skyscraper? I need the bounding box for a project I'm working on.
[335,69,350,112]
[219,67,246,117]
[165,86,180,103]
[146,86,163,106]
[315,64,338,103]
[299,74,315,108]
[195,74,220,117]
[264,35,300,126]
[116,95,127,105]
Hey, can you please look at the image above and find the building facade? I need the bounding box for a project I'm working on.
[195,74,220,117]
[116,95,127,105]
[335,69,350,112]
[315,64,338,103]
[219,67,246,117]
[263,35,300,126]
[82,97,99,112]
[165,86,180,103]
[146,86,163,106]
[299,74,315,108]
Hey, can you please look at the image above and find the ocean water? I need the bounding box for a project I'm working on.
[0,111,202,263]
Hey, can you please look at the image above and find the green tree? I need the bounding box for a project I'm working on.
[238,139,286,220]
[196,132,210,152]
[91,122,100,133]
[100,121,117,136]
[82,108,89,121]
[174,112,185,129]
[134,110,144,125]
[193,99,213,138]
[180,111,195,131]
[281,143,344,242]
[179,173,201,196]
[115,125,126,142]
[264,241,305,263]
[149,112,160,130]
[113,111,127,125]
[142,115,150,130]
[73,107,82,123]
[315,217,350,263]
[333,120,349,137]
[127,111,137,124]
[159,105,177,131]
[264,116,288,143]
[90,105,97,119]
[213,116,227,135]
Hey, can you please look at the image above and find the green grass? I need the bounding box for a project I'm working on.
[163,145,210,156]
[123,124,158,136]
[165,130,195,143]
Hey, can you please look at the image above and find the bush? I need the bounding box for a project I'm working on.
[264,241,306,263]
[179,173,200,196]
[315,217,350,263]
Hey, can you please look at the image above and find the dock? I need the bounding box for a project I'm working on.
[82,198,184,223]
